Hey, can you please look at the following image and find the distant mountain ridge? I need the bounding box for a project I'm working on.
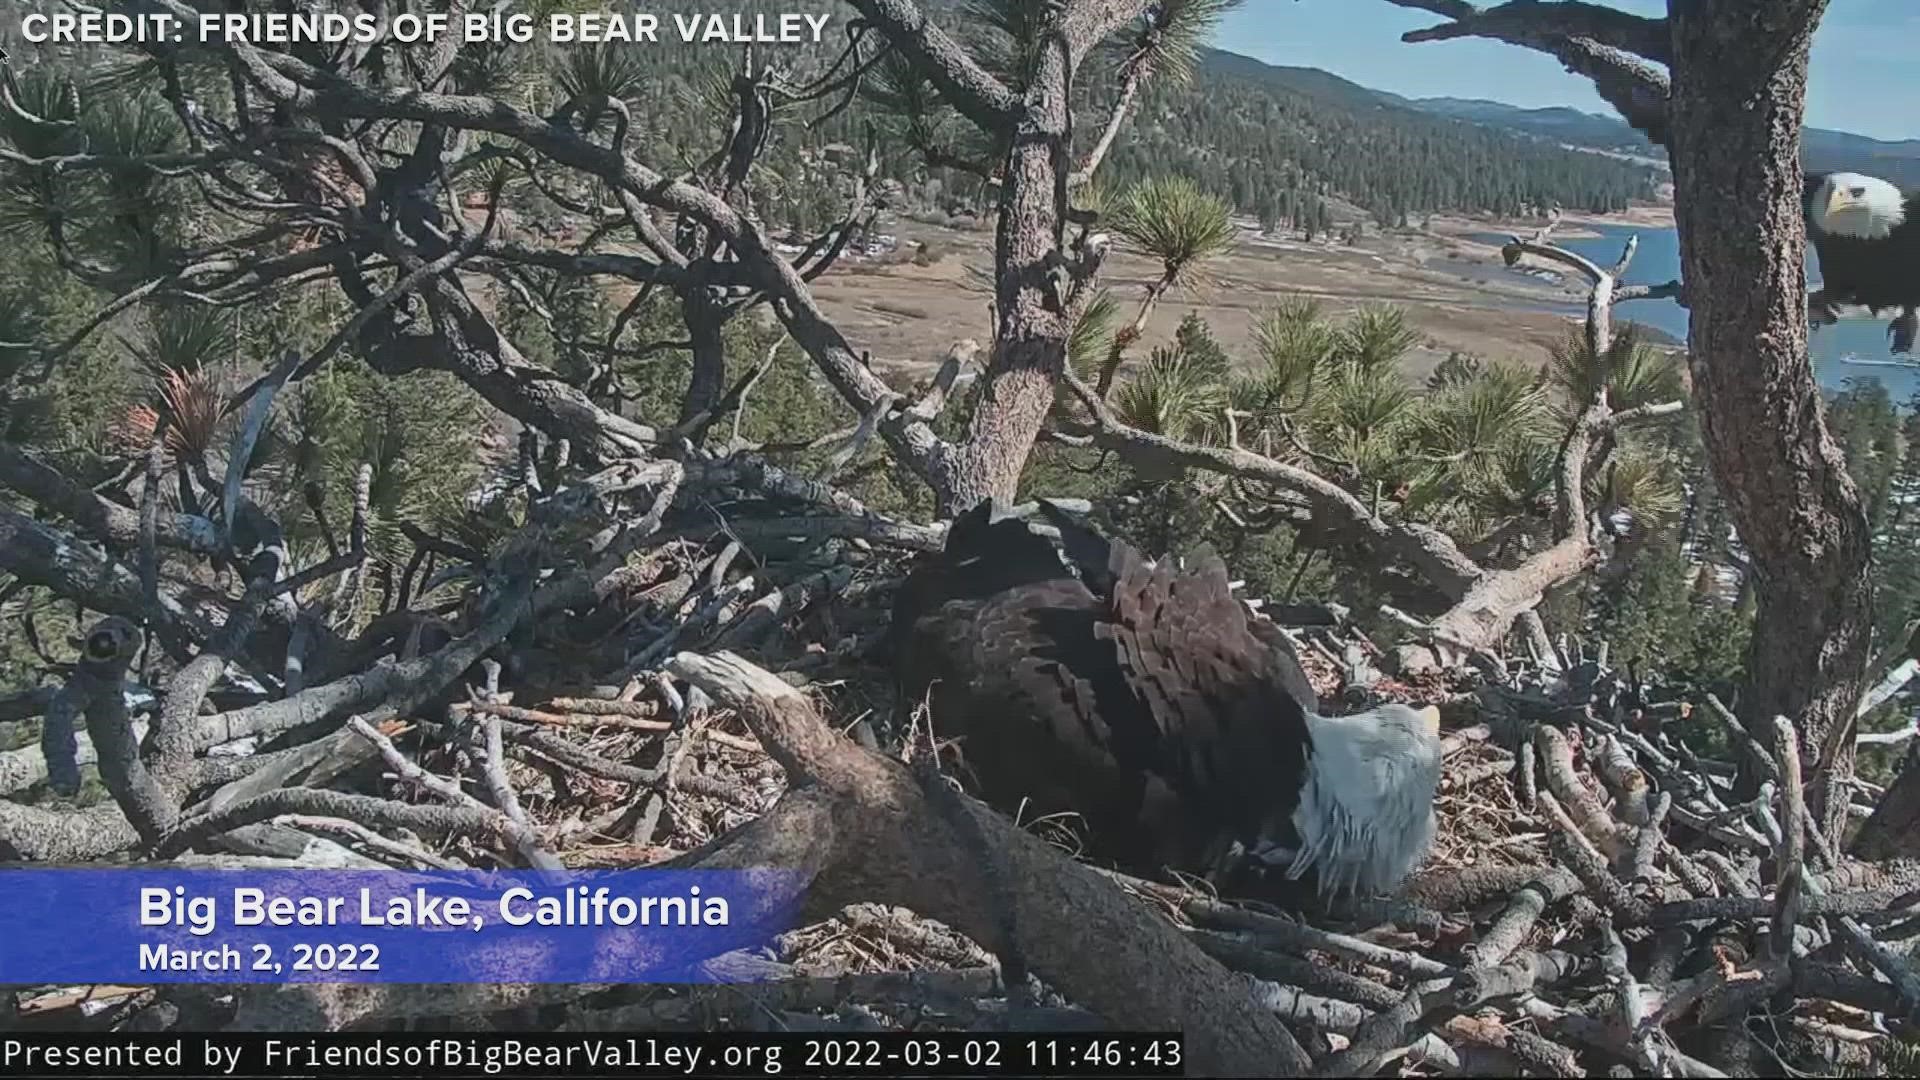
[1194,48,1918,188]
[1395,93,1920,187]
[1407,98,1660,153]
[1159,45,1920,216]
[1106,48,1664,222]
[1197,51,1401,113]
[616,8,1668,231]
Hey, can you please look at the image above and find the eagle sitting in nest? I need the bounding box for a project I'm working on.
[890,501,1442,899]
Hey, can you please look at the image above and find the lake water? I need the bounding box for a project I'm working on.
[1474,223,1917,402]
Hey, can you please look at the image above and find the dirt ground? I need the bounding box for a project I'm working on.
[808,204,1679,386]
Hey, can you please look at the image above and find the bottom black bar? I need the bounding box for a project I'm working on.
[0,1031,1186,1078]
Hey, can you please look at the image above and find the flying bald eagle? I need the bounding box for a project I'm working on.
[891,501,1442,898]
[1804,171,1920,354]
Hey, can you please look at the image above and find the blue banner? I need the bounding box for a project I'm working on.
[0,868,806,984]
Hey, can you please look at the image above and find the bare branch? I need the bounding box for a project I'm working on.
[843,1,1022,128]
[1395,1,1670,63]
[1385,1,1673,146]
[0,444,219,555]
[1059,368,1486,596]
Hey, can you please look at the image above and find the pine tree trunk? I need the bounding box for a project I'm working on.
[940,42,1077,514]
[1668,0,1872,847]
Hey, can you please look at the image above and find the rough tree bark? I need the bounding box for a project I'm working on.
[918,5,1127,511]
[832,1,1158,513]
[1666,0,1869,846]
[1385,0,1871,855]
[950,201,1073,509]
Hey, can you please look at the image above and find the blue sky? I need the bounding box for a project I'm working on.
[1214,0,1916,143]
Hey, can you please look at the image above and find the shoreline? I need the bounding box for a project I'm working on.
[1424,202,1676,243]
[807,201,1690,382]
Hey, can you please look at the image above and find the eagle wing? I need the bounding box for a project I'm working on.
[894,516,1318,875]
[1808,217,1883,303]
[1098,546,1315,851]
[899,579,1172,864]
[1247,614,1322,715]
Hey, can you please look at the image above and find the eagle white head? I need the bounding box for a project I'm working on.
[1254,702,1443,897]
[1813,172,1907,240]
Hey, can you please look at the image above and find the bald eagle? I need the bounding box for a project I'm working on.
[1804,171,1920,354]
[891,501,1442,898]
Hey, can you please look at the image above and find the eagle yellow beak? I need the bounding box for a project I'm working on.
[1828,187,1857,216]
[1416,705,1441,738]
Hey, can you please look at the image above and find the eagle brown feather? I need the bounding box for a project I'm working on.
[893,503,1314,877]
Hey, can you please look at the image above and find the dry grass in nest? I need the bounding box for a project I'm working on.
[778,904,997,980]
[1297,646,1346,701]
[1431,737,1546,872]
[464,697,788,866]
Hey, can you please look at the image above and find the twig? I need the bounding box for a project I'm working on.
[1535,725,1632,857]
[478,712,531,830]
[1858,658,1919,719]
[269,814,462,870]
[1311,978,1456,1079]
[1836,914,1920,1018]
[1243,978,1369,1034]
[1702,693,1780,783]
[1190,929,1401,1010]
[1602,922,1664,1074]
[1538,787,1645,916]
[1466,866,1581,969]
[1454,947,1593,1007]
[348,716,562,872]
[1770,716,1807,959]
[1099,870,1457,980]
